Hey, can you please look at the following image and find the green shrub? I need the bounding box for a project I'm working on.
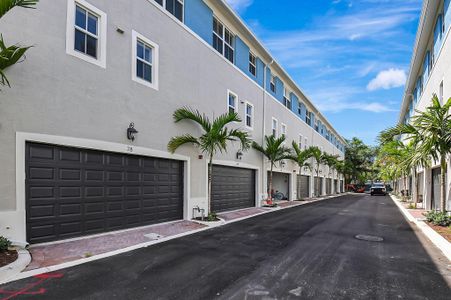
[206,212,218,222]
[0,236,12,252]
[424,211,451,227]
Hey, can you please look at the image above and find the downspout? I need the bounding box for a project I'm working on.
[262,60,274,201]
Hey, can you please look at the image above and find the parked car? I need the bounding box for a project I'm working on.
[370,183,387,196]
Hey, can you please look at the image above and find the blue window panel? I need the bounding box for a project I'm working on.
[434,14,443,60]
[255,58,265,87]
[298,102,306,121]
[235,36,251,75]
[290,93,299,114]
[275,78,284,101]
[87,13,98,35]
[74,29,85,53]
[184,0,213,45]
[75,6,86,29]
[266,68,272,92]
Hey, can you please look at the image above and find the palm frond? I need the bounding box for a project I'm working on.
[172,107,211,132]
[167,134,200,153]
[0,0,39,18]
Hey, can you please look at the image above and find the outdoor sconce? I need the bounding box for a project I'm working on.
[319,170,323,174]
[304,167,309,171]
[236,150,243,160]
[280,161,286,168]
[127,122,138,141]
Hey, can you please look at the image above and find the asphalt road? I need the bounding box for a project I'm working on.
[1,194,450,299]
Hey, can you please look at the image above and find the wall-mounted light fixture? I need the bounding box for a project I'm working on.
[236,150,243,160]
[127,122,138,141]
[280,161,286,168]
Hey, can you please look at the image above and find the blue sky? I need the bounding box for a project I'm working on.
[226,0,422,145]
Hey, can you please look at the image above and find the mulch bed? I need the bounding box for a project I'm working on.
[427,222,451,243]
[0,250,18,268]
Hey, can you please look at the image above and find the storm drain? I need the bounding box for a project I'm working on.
[355,234,384,242]
[144,233,163,240]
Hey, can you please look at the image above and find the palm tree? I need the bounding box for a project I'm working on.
[380,95,451,212]
[252,135,291,204]
[289,141,312,172]
[168,107,251,215]
[308,146,323,197]
[0,0,39,89]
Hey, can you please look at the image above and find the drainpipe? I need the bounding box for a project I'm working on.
[262,60,274,201]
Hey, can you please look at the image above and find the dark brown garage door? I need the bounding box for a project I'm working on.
[297,175,310,199]
[211,165,255,213]
[26,142,184,244]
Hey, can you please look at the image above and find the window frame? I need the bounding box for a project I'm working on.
[305,109,311,125]
[66,0,107,68]
[249,52,257,77]
[298,134,303,149]
[227,90,238,115]
[281,123,287,136]
[271,117,278,137]
[213,16,235,63]
[283,88,292,109]
[245,101,254,129]
[156,0,184,22]
[439,81,444,104]
[131,30,159,90]
[270,75,276,93]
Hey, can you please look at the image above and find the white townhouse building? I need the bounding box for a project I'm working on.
[398,0,451,211]
[0,0,346,245]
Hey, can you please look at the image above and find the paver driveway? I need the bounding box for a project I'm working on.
[1,194,450,299]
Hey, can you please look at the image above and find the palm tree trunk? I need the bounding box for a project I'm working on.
[440,155,447,212]
[316,164,320,197]
[208,155,213,214]
[413,169,418,208]
[268,164,274,202]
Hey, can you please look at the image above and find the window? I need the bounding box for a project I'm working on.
[298,134,303,148]
[315,121,319,132]
[245,102,253,128]
[228,91,237,114]
[305,109,311,126]
[66,0,107,68]
[298,101,302,115]
[132,30,159,90]
[304,137,308,149]
[154,0,184,22]
[213,17,234,63]
[270,75,276,93]
[283,88,292,109]
[272,118,278,137]
[249,52,257,76]
[439,81,444,104]
[281,123,287,137]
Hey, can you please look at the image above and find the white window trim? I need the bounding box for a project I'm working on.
[227,90,238,114]
[66,0,107,68]
[272,117,278,137]
[131,30,159,90]
[281,123,287,136]
[270,75,276,92]
[245,101,254,129]
[298,134,303,148]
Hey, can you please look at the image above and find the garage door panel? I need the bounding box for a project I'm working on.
[26,142,184,244]
[211,165,255,213]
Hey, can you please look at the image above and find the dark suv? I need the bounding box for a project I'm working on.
[370,183,387,196]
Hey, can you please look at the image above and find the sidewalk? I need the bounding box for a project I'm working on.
[2,193,348,285]
[390,195,451,262]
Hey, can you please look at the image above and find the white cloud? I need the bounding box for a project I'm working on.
[367,68,406,91]
[226,0,253,13]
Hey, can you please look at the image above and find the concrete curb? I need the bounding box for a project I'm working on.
[390,195,451,262]
[0,248,31,285]
[1,193,349,285]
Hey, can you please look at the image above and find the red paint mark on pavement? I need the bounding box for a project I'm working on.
[0,272,63,300]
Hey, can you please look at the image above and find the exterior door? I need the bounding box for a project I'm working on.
[297,175,310,199]
[26,142,184,244]
[211,165,255,213]
[431,168,441,210]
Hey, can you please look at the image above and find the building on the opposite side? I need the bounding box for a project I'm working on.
[397,0,451,210]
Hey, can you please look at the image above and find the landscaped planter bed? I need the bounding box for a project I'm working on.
[426,223,451,243]
[0,250,18,268]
